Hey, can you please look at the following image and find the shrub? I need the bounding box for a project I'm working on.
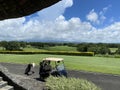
[0,51,94,56]
[45,76,101,90]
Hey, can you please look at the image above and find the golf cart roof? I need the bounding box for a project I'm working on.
[43,57,63,62]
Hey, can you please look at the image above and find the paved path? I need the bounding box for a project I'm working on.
[1,62,120,90]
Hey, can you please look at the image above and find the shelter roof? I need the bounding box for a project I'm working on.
[0,0,61,20]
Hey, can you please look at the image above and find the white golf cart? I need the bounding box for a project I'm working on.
[39,57,67,80]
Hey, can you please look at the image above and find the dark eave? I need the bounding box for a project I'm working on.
[0,0,61,20]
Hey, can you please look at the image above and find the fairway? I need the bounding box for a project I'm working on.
[46,46,77,51]
[0,54,120,75]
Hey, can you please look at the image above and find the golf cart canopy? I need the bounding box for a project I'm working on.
[43,57,63,62]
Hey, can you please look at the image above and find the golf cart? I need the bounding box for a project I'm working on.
[39,57,67,80]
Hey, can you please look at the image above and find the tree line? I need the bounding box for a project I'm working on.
[0,41,120,54]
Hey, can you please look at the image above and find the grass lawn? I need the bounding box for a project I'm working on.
[0,47,5,51]
[23,47,47,52]
[0,54,120,75]
[23,46,77,52]
[45,46,77,51]
[109,48,118,53]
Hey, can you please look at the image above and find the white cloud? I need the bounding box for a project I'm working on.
[1,15,120,43]
[103,5,111,13]
[36,0,73,21]
[87,5,111,25]
[109,17,115,23]
[0,2,120,43]
[91,22,120,43]
[86,9,99,24]
[99,5,111,23]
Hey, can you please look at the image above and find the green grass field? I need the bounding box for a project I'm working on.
[23,47,47,52]
[46,46,77,51]
[19,46,77,52]
[0,54,120,75]
[109,48,118,53]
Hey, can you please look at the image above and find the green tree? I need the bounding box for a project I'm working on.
[77,45,88,52]
[97,46,110,54]
[115,47,120,54]
[87,46,98,54]
[5,41,21,51]
[88,45,110,54]
[0,41,8,50]
[19,41,26,48]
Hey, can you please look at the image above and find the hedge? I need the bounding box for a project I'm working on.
[0,51,94,56]
[45,76,101,90]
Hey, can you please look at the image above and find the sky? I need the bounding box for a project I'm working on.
[0,0,120,43]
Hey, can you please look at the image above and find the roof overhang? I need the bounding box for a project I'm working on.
[0,0,61,20]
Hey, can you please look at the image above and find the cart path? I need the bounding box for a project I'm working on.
[1,62,120,90]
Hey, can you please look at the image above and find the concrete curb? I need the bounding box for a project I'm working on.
[0,64,44,90]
